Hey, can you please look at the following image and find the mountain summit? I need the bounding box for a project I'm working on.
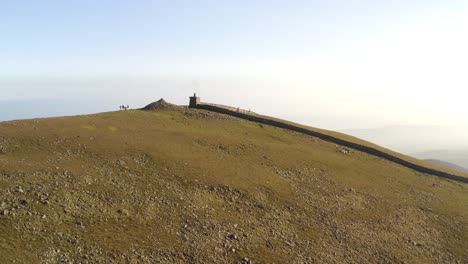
[0,102,467,263]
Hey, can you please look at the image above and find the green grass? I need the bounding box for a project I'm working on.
[81,124,97,131]
[107,126,119,132]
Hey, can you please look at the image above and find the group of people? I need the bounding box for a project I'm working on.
[119,105,130,111]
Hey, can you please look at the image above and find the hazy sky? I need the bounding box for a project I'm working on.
[1,1,468,130]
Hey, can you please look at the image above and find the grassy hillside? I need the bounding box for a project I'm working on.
[0,107,467,263]
[247,112,468,178]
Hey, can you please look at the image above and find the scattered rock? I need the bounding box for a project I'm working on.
[15,186,24,194]
[117,209,129,215]
[75,220,85,228]
[227,233,238,240]
[338,149,351,155]
[240,257,252,264]
[285,240,294,247]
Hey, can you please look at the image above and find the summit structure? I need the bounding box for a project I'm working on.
[189,93,200,108]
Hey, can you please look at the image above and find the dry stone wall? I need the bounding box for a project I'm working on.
[194,103,468,184]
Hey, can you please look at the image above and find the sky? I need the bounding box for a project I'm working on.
[1,0,468,132]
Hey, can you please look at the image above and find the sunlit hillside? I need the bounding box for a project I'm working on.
[0,105,467,263]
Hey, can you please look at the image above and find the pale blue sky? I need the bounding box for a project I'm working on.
[1,1,468,132]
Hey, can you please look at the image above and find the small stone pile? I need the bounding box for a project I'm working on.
[141,99,181,111]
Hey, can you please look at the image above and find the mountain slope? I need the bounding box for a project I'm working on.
[193,102,468,181]
[0,107,467,263]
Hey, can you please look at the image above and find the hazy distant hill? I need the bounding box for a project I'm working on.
[341,126,468,169]
[341,125,468,152]
[424,159,468,173]
[414,150,468,170]
[0,105,467,263]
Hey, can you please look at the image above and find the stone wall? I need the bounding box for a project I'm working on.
[194,103,468,184]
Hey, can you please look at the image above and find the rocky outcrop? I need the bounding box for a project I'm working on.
[142,99,181,111]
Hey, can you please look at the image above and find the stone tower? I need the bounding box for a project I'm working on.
[189,93,200,108]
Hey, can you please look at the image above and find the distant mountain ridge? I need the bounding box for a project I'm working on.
[340,126,468,170]
[340,125,468,154]
[424,159,468,174]
[414,149,468,170]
